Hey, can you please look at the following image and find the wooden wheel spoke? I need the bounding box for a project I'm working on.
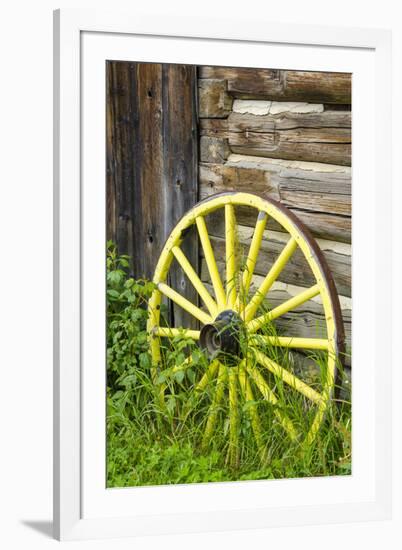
[228,367,240,467]
[202,363,227,450]
[195,359,220,392]
[157,282,212,325]
[245,361,297,440]
[250,334,329,351]
[305,404,329,446]
[237,211,268,309]
[196,216,226,309]
[254,349,322,404]
[238,361,265,460]
[225,203,237,308]
[179,359,219,423]
[245,362,277,405]
[244,237,298,322]
[172,246,218,318]
[154,355,194,402]
[153,327,200,340]
[247,283,321,333]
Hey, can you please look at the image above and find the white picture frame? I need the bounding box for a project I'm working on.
[53,8,392,541]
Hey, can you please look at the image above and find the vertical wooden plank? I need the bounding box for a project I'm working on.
[163,64,199,329]
[106,62,199,328]
[132,63,165,279]
[106,62,137,262]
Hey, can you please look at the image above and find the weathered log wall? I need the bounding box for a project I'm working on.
[198,66,352,364]
[198,67,352,103]
[106,62,352,367]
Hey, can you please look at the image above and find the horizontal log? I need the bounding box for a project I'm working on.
[199,67,351,104]
[230,139,350,167]
[229,110,351,130]
[200,157,351,215]
[200,111,351,165]
[198,79,232,118]
[200,227,351,298]
[199,156,351,242]
[200,190,351,244]
[279,190,350,216]
[200,111,351,137]
[292,209,351,244]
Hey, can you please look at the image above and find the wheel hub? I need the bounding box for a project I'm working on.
[200,310,244,361]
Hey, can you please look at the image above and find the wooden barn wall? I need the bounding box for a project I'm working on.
[106,62,352,371]
[197,66,352,367]
[106,61,199,328]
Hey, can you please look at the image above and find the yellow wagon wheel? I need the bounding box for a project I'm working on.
[147,192,345,465]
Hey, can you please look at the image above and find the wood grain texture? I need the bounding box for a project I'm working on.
[199,67,351,104]
[200,159,351,214]
[198,79,232,118]
[200,111,351,165]
[200,136,230,163]
[199,159,351,242]
[133,63,165,279]
[162,64,199,328]
[106,62,138,260]
[106,62,199,328]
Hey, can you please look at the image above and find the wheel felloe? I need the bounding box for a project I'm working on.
[147,192,345,460]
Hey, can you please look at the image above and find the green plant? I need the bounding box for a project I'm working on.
[106,241,157,425]
[106,242,351,488]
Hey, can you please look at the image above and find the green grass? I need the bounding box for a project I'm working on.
[106,242,351,488]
